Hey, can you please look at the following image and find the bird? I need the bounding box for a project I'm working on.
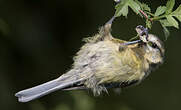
[15,16,165,102]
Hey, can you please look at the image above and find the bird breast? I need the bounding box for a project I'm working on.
[73,40,148,86]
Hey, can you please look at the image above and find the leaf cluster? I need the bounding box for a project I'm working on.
[115,0,181,39]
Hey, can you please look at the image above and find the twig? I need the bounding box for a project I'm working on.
[139,10,153,22]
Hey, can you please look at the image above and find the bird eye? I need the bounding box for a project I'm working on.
[148,42,157,48]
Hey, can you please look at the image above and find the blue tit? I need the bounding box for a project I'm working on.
[15,16,164,102]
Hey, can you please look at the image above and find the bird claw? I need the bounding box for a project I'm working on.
[136,25,149,42]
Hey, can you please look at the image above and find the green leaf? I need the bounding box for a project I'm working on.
[159,4,181,29]
[115,0,141,17]
[160,21,170,39]
[162,26,170,39]
[166,0,175,14]
[134,0,141,5]
[172,4,181,15]
[134,0,151,12]
[146,19,152,29]
[172,5,181,22]
[159,19,173,27]
[175,15,181,22]
[129,0,141,14]
[154,6,166,16]
[115,0,129,17]
[141,3,151,12]
[166,15,179,28]
[115,3,128,17]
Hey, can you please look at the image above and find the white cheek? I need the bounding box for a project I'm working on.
[149,36,157,41]
[151,49,162,63]
[146,45,153,53]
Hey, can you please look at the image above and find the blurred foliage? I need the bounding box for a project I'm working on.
[0,0,181,110]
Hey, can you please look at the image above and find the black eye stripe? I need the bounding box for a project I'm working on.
[152,43,157,48]
[148,41,164,56]
[148,42,158,48]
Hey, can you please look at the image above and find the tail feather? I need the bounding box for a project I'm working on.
[15,78,83,102]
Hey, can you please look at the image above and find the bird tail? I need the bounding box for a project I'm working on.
[15,75,83,102]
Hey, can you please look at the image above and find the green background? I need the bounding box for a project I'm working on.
[0,0,181,110]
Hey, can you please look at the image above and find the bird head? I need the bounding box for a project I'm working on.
[136,25,165,64]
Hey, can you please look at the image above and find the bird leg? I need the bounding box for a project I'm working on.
[122,40,142,46]
[103,18,147,46]
[102,16,116,39]
[121,25,150,46]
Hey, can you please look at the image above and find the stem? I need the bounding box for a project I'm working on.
[152,15,166,21]
[139,10,148,19]
[145,11,155,17]
[139,10,153,22]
